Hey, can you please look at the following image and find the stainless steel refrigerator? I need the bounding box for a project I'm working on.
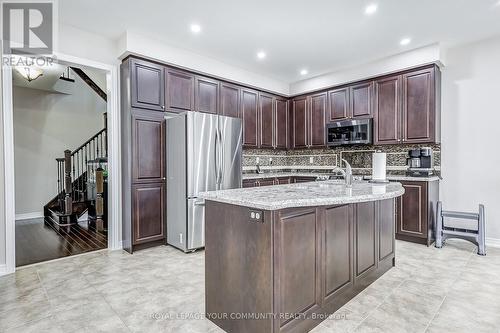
[165,112,242,252]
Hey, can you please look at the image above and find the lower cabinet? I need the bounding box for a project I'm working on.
[292,176,317,183]
[132,183,166,245]
[242,176,315,188]
[354,202,377,279]
[395,180,439,246]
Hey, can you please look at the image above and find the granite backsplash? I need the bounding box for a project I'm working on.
[243,144,441,176]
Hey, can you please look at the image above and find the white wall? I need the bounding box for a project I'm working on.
[0,53,6,268]
[441,36,500,243]
[119,31,290,95]
[13,75,106,216]
[290,44,443,95]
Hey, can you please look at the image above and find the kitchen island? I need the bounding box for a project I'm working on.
[200,180,404,333]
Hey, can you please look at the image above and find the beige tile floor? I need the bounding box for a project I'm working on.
[1,240,499,333]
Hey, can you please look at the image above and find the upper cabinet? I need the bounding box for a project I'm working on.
[275,97,289,149]
[219,83,241,118]
[292,93,327,149]
[130,59,165,111]
[374,65,440,145]
[195,76,219,114]
[328,82,373,121]
[242,89,259,148]
[165,69,194,112]
[259,93,275,149]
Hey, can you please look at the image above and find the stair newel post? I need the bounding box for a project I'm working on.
[103,113,107,157]
[64,149,73,216]
[95,167,105,232]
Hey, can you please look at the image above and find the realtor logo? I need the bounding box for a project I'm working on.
[2,1,53,55]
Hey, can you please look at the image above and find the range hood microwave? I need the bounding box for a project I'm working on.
[326,118,372,146]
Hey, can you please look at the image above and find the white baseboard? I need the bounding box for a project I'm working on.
[0,264,12,277]
[15,212,44,221]
[486,237,500,248]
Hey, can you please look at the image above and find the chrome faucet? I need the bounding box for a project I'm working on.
[332,159,353,188]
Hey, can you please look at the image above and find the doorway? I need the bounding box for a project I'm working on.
[1,53,121,274]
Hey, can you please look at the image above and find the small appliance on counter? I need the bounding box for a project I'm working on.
[406,147,434,177]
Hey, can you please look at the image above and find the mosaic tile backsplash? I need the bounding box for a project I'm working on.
[243,144,441,175]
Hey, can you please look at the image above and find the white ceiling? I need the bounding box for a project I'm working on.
[59,0,500,83]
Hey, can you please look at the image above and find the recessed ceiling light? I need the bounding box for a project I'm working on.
[300,69,308,75]
[190,24,201,34]
[400,38,411,46]
[365,4,378,15]
[257,51,266,59]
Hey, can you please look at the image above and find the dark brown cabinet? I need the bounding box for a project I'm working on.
[396,180,439,246]
[275,97,289,149]
[350,81,373,118]
[219,83,241,118]
[259,93,274,148]
[130,59,165,111]
[131,110,165,183]
[374,66,439,145]
[195,76,219,114]
[402,68,437,143]
[328,88,349,121]
[292,176,317,183]
[165,69,194,112]
[132,183,165,245]
[242,89,259,148]
[355,201,377,279]
[292,93,326,149]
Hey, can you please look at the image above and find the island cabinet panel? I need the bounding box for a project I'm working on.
[165,69,194,112]
[219,83,241,118]
[323,205,353,303]
[379,199,395,261]
[274,208,321,332]
[205,202,273,333]
[259,93,275,148]
[130,59,165,111]
[242,89,259,148]
[132,183,165,245]
[195,76,219,114]
[355,201,377,279]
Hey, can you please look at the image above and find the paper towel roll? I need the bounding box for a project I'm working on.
[372,152,387,181]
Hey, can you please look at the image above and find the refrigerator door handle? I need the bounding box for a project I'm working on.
[219,128,224,185]
[214,129,219,185]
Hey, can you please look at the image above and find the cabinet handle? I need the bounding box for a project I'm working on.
[161,105,165,109]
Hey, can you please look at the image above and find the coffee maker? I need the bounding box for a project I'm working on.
[406,147,434,177]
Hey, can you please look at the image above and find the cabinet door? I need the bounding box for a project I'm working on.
[242,179,258,188]
[293,176,316,183]
[309,92,327,147]
[276,177,290,185]
[379,199,395,261]
[275,208,321,328]
[323,205,353,303]
[165,69,194,112]
[350,81,373,118]
[374,75,402,144]
[355,201,377,279]
[195,76,219,114]
[258,178,275,187]
[132,183,165,245]
[402,68,435,143]
[219,83,241,118]
[292,96,309,149]
[259,93,275,148]
[397,181,428,239]
[242,89,259,148]
[131,59,165,111]
[275,97,289,149]
[132,110,165,183]
[328,87,349,121]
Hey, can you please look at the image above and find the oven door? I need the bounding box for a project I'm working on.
[327,119,372,146]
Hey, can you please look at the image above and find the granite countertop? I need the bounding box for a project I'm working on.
[242,172,441,182]
[199,180,405,210]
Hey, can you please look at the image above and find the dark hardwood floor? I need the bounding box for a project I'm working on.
[15,218,107,267]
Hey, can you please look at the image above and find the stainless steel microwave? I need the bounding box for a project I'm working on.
[326,118,372,146]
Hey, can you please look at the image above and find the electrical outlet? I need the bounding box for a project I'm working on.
[269,157,273,165]
[256,157,260,164]
[309,157,314,164]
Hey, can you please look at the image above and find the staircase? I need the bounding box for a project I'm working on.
[44,127,108,232]
[44,66,108,232]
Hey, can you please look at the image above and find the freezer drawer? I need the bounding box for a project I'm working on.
[187,198,205,250]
